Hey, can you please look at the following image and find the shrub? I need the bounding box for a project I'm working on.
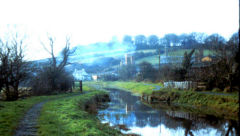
[31,65,74,95]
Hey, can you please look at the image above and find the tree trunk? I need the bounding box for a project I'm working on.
[5,85,11,101]
[13,85,19,100]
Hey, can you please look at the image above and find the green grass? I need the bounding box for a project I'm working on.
[202,49,214,56]
[0,85,110,136]
[0,92,78,136]
[74,82,94,92]
[167,49,191,56]
[153,89,239,120]
[136,55,159,65]
[38,87,121,136]
[167,49,214,56]
[85,81,163,95]
[110,81,155,95]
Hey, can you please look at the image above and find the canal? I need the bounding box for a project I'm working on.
[97,88,238,136]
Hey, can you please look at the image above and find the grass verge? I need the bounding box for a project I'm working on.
[84,81,163,95]
[0,92,78,136]
[152,89,239,120]
[37,87,122,136]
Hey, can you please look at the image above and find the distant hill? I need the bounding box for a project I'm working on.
[32,45,214,74]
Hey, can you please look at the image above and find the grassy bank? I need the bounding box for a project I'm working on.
[86,81,239,120]
[0,92,78,136]
[85,81,163,95]
[151,89,239,120]
[37,87,122,136]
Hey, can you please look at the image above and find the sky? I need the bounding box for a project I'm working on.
[0,0,239,60]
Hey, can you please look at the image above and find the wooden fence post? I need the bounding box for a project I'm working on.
[79,80,82,93]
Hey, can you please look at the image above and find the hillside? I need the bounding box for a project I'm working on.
[32,44,214,74]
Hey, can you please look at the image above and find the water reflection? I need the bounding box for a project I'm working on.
[98,88,238,136]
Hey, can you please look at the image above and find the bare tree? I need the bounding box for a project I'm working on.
[32,36,74,94]
[0,35,28,100]
[46,37,73,91]
[42,37,73,70]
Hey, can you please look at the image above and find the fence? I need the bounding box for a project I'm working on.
[164,81,197,90]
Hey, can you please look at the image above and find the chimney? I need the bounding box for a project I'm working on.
[130,55,134,64]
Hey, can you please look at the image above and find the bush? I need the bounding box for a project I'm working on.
[138,61,157,82]
[31,65,74,95]
[118,64,136,80]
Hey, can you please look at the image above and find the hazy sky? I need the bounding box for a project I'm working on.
[0,0,239,60]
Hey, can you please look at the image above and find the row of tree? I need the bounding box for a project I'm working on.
[122,32,238,50]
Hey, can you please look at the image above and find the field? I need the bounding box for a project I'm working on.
[135,49,214,65]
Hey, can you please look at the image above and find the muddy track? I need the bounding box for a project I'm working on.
[14,93,83,136]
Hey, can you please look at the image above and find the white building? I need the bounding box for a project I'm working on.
[73,69,91,81]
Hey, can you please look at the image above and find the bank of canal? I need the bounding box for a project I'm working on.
[88,81,238,120]
[98,88,239,136]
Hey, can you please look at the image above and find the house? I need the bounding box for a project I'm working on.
[73,69,92,81]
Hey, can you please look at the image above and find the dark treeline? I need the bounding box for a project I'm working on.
[122,32,230,50]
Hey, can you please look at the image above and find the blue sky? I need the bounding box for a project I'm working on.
[0,0,239,60]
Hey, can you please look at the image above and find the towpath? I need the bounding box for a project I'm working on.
[14,93,83,136]
[143,83,162,91]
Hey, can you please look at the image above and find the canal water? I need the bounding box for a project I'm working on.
[97,88,238,136]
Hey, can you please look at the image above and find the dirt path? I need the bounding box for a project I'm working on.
[14,93,83,136]
[14,102,46,136]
